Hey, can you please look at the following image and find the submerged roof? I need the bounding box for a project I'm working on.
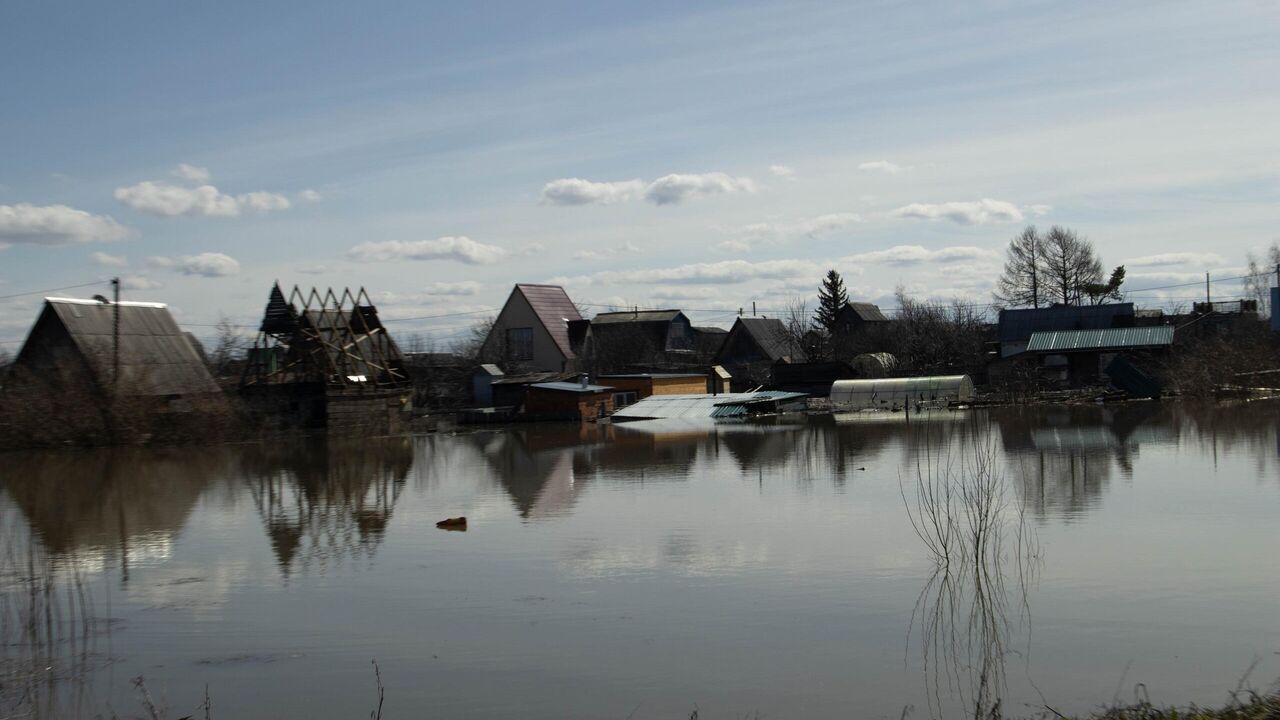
[516,284,581,358]
[35,297,219,396]
[1025,326,1174,353]
[611,391,805,420]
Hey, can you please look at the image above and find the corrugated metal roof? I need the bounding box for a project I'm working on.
[612,391,806,420]
[516,284,581,358]
[528,381,613,393]
[998,303,1134,343]
[40,298,220,396]
[1025,326,1174,352]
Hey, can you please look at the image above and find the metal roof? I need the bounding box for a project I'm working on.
[591,309,683,324]
[597,373,706,379]
[34,298,220,396]
[515,284,581,358]
[611,391,806,420]
[998,303,1134,343]
[528,381,614,393]
[1025,326,1174,352]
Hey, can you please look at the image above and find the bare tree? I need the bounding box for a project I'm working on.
[452,315,495,363]
[1243,241,1280,317]
[1040,226,1103,306]
[993,226,1042,308]
[209,315,248,377]
[782,296,822,361]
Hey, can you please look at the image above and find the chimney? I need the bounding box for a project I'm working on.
[579,373,589,389]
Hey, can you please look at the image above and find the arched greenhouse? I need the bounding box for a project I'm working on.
[828,375,974,410]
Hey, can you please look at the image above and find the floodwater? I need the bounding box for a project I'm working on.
[2,400,1279,719]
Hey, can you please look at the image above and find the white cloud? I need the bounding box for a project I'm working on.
[114,181,241,217]
[150,252,240,277]
[573,241,644,261]
[649,286,725,302]
[724,212,861,250]
[769,165,796,179]
[90,251,128,267]
[595,258,824,285]
[297,189,322,202]
[1028,204,1053,216]
[858,160,909,175]
[716,239,752,252]
[115,167,294,216]
[0,203,130,245]
[348,236,507,264]
[1121,252,1225,267]
[172,163,211,184]
[644,172,756,205]
[541,178,645,206]
[119,275,164,291]
[891,198,1025,225]
[842,244,999,265]
[422,281,482,296]
[542,172,756,206]
[236,191,291,212]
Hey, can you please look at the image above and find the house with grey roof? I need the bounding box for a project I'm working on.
[580,308,704,373]
[481,284,582,373]
[13,296,220,398]
[713,317,805,391]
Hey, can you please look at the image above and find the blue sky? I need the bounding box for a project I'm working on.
[2,0,1279,347]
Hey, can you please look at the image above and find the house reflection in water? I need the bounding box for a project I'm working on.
[239,437,413,576]
[2,447,232,578]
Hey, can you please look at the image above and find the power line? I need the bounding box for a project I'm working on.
[0,280,105,302]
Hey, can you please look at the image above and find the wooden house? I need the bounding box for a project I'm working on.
[481,284,582,373]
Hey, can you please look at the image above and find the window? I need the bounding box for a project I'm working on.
[613,391,638,408]
[506,327,534,361]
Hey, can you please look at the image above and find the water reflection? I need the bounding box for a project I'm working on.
[239,437,413,576]
[903,419,1039,719]
[2,448,232,576]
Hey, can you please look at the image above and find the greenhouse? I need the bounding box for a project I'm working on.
[828,375,974,411]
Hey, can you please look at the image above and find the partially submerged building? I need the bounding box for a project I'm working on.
[523,378,616,421]
[596,372,711,407]
[240,285,411,433]
[481,284,582,373]
[1021,326,1174,389]
[997,303,1134,358]
[12,296,219,401]
[829,375,975,411]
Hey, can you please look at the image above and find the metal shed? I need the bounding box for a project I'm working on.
[828,375,974,410]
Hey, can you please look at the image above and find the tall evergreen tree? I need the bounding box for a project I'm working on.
[813,269,848,334]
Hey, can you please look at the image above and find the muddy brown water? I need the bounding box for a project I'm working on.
[2,400,1278,719]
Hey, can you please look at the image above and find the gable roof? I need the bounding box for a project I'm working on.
[33,297,219,396]
[515,284,581,358]
[721,317,805,363]
[998,303,1134,343]
[591,309,683,324]
[841,301,889,322]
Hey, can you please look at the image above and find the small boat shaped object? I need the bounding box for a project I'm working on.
[436,516,467,531]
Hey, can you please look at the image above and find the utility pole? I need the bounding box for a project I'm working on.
[752,301,756,317]
[1205,272,1211,306]
[112,276,120,393]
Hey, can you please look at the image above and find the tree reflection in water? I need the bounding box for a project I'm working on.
[240,437,413,577]
[903,418,1039,719]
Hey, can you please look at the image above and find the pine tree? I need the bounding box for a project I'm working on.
[813,269,848,334]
